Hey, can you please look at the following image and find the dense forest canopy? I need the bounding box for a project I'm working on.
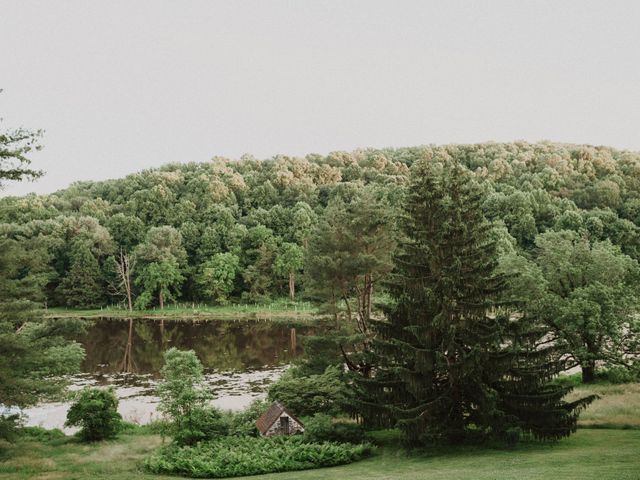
[1,142,640,310]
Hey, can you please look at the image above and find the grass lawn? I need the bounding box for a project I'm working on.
[44,298,319,322]
[1,429,639,480]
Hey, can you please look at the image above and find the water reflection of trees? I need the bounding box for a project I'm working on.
[121,318,135,372]
[79,319,310,377]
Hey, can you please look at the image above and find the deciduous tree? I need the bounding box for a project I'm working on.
[274,243,304,300]
[135,258,184,309]
[197,252,240,304]
[534,230,640,382]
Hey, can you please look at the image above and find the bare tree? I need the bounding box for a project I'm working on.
[111,251,135,311]
[109,251,137,373]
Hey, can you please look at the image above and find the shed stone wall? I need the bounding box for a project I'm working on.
[264,413,304,436]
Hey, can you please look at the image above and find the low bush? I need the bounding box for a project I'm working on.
[226,399,270,437]
[552,368,639,388]
[551,372,582,388]
[18,426,66,443]
[64,387,122,441]
[596,367,639,384]
[0,415,20,443]
[171,407,229,446]
[304,414,365,444]
[144,435,373,478]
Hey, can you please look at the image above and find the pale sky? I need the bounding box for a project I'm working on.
[1,0,639,196]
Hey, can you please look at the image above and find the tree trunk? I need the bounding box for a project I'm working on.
[582,361,596,383]
[117,251,134,311]
[126,283,133,311]
[288,271,295,300]
[159,291,164,309]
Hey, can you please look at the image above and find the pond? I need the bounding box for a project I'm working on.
[24,318,316,431]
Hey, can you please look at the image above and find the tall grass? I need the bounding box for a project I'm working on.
[568,383,640,429]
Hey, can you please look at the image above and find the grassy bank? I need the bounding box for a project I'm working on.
[44,298,319,322]
[1,429,639,480]
[569,382,640,429]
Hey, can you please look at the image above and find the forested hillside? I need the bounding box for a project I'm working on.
[1,142,640,311]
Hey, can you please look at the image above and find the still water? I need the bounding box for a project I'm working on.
[25,318,313,431]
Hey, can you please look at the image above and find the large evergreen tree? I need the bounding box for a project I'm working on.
[356,156,594,445]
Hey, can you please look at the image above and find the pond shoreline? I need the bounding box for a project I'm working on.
[44,302,322,323]
[45,311,320,323]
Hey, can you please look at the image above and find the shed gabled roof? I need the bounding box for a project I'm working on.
[255,401,303,434]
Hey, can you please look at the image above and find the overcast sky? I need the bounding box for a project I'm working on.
[1,0,639,196]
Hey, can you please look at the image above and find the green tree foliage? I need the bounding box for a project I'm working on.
[157,348,222,446]
[65,387,122,441]
[274,242,304,300]
[197,252,240,304]
[289,201,317,246]
[241,226,277,302]
[0,112,85,440]
[105,213,145,251]
[0,239,84,440]
[2,142,640,319]
[357,157,594,445]
[0,308,84,410]
[267,365,351,417]
[135,225,187,266]
[135,258,184,309]
[56,241,104,307]
[135,226,187,309]
[303,413,365,444]
[306,187,396,331]
[0,100,44,187]
[533,230,640,382]
[305,187,396,375]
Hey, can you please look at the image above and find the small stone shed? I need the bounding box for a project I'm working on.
[256,401,304,436]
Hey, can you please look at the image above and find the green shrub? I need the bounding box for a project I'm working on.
[64,387,122,441]
[227,399,270,437]
[143,419,172,435]
[502,426,522,447]
[553,367,639,387]
[172,407,229,446]
[119,419,172,435]
[18,426,66,442]
[304,414,365,444]
[144,435,373,478]
[550,373,582,388]
[596,366,639,384]
[267,365,351,417]
[0,415,20,442]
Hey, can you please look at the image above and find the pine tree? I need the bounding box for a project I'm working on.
[57,241,104,308]
[305,187,396,376]
[0,239,84,439]
[356,156,595,445]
